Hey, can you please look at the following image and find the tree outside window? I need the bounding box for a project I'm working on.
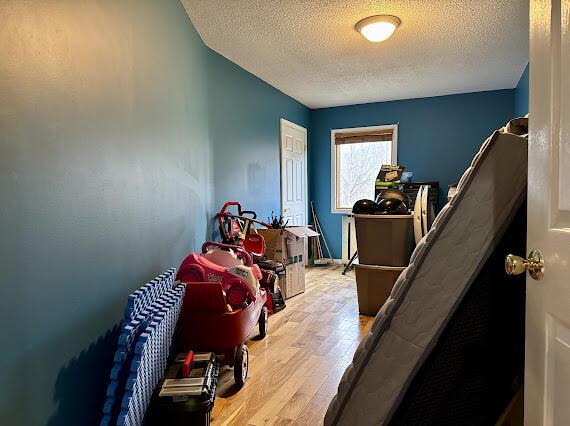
[337,141,392,209]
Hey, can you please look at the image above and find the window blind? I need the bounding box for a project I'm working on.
[334,129,393,145]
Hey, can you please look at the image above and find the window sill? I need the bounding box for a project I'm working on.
[331,209,352,215]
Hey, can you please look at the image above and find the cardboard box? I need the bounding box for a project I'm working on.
[259,227,317,299]
[258,226,319,265]
[278,261,305,299]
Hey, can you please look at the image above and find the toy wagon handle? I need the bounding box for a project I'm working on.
[201,242,253,267]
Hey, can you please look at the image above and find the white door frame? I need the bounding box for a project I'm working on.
[280,118,308,223]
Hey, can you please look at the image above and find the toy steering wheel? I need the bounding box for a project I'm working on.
[201,242,253,267]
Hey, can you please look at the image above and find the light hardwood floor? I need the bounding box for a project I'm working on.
[211,266,373,426]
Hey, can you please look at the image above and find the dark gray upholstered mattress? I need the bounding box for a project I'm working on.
[325,119,528,426]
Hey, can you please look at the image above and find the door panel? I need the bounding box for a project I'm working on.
[527,1,570,424]
[285,135,293,152]
[295,160,303,202]
[551,0,570,224]
[280,119,307,225]
[545,315,570,425]
[286,159,293,202]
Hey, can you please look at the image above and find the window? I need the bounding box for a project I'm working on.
[331,124,397,213]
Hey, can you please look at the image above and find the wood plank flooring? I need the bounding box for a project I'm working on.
[211,266,372,426]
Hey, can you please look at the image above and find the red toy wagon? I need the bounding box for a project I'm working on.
[175,242,268,387]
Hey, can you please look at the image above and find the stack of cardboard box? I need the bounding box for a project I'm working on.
[258,226,318,299]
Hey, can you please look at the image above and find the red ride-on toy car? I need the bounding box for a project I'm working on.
[175,242,268,387]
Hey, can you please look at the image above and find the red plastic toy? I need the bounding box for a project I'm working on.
[216,202,286,314]
[176,242,268,387]
[216,201,272,246]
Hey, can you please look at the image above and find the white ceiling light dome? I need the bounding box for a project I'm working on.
[355,15,401,42]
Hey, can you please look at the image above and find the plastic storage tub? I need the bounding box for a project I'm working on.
[353,214,414,266]
[354,264,405,316]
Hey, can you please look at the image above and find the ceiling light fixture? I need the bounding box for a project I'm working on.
[355,15,401,42]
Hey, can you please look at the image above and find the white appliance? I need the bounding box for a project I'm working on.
[413,185,436,245]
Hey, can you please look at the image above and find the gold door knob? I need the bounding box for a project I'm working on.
[505,249,544,280]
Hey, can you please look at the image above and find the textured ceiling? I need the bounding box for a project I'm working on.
[181,0,529,108]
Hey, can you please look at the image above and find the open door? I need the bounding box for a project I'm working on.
[280,118,308,225]
[518,1,570,424]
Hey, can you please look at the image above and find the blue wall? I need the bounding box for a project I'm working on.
[0,1,307,425]
[0,1,526,423]
[208,52,310,222]
[515,64,530,117]
[309,90,515,258]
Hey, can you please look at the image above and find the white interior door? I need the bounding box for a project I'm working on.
[526,1,570,424]
[280,118,307,225]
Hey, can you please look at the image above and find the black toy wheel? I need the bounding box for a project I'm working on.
[234,344,249,387]
[259,306,269,338]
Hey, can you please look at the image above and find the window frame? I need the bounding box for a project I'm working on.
[330,124,398,214]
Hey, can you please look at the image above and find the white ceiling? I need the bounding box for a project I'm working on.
[181,0,529,109]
